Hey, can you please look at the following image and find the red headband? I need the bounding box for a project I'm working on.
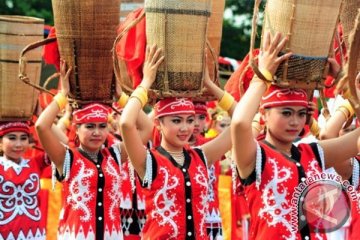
[193,101,208,115]
[73,103,109,124]
[260,86,308,109]
[0,122,30,137]
[154,98,195,118]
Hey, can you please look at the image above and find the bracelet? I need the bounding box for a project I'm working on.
[117,92,129,108]
[342,100,355,118]
[218,91,235,112]
[309,119,320,137]
[108,114,114,124]
[260,68,273,81]
[336,106,349,120]
[130,86,148,108]
[53,92,68,111]
[58,117,71,128]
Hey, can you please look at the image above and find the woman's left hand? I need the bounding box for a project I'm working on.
[327,58,341,79]
[141,44,164,89]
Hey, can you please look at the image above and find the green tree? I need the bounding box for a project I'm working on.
[0,0,53,24]
[220,0,265,60]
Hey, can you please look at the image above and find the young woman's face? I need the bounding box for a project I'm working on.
[264,106,307,144]
[77,122,109,152]
[0,132,29,162]
[159,114,195,150]
[214,115,231,134]
[193,113,207,136]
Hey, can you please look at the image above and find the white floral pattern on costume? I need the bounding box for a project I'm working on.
[67,159,95,222]
[152,167,179,238]
[258,158,294,240]
[194,165,209,237]
[0,173,41,224]
[105,157,122,220]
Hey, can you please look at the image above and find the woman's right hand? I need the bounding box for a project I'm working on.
[141,44,164,89]
[59,59,72,96]
[258,32,292,76]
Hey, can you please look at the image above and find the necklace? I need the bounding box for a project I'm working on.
[79,147,99,162]
[167,150,185,166]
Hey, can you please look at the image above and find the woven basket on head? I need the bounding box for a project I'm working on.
[193,0,225,102]
[52,0,120,104]
[145,0,211,99]
[251,0,343,90]
[0,15,43,121]
[120,0,144,22]
[340,0,360,71]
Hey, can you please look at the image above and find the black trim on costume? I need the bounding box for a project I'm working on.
[108,146,120,166]
[239,147,266,186]
[157,146,196,239]
[193,147,206,166]
[78,148,105,240]
[309,142,323,169]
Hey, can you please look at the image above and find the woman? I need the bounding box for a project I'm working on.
[35,60,153,240]
[120,44,236,239]
[0,121,47,239]
[231,32,360,239]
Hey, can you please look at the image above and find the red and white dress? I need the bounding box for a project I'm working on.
[348,157,360,239]
[141,146,209,239]
[240,141,327,240]
[0,155,48,239]
[55,145,123,240]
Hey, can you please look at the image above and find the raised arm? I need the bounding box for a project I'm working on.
[35,60,71,173]
[120,44,164,179]
[231,32,291,179]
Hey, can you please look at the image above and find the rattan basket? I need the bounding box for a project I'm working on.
[145,0,211,99]
[52,0,120,104]
[340,0,360,71]
[251,0,343,89]
[0,15,43,121]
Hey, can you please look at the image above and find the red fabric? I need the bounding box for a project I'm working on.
[193,101,208,115]
[72,103,109,124]
[142,146,208,239]
[116,8,146,89]
[151,127,161,148]
[43,27,60,70]
[224,49,260,101]
[38,89,58,110]
[0,121,30,137]
[58,148,122,238]
[154,98,195,118]
[244,142,327,239]
[260,85,308,109]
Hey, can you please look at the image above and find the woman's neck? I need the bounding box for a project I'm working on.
[265,135,293,157]
[4,155,22,164]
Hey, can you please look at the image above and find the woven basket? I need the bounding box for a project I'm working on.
[120,0,144,22]
[340,0,360,71]
[194,0,225,102]
[0,15,43,121]
[145,0,211,99]
[52,0,120,103]
[251,0,343,89]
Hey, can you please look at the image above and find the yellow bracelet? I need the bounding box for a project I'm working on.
[260,68,273,81]
[336,106,349,120]
[342,100,355,118]
[130,86,148,108]
[218,91,235,112]
[58,117,71,128]
[309,119,320,137]
[117,92,129,108]
[107,114,114,124]
[53,93,68,111]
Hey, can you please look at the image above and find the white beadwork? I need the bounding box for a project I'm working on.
[128,159,136,192]
[193,147,208,168]
[353,158,359,189]
[63,148,71,181]
[255,143,262,189]
[316,143,325,171]
[143,150,153,189]
[111,144,122,173]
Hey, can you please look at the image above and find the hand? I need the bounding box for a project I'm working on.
[141,44,164,89]
[258,32,292,76]
[59,59,72,96]
[115,79,122,99]
[327,58,341,78]
[203,65,212,88]
[307,101,317,117]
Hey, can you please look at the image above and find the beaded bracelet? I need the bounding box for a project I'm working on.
[53,93,68,111]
